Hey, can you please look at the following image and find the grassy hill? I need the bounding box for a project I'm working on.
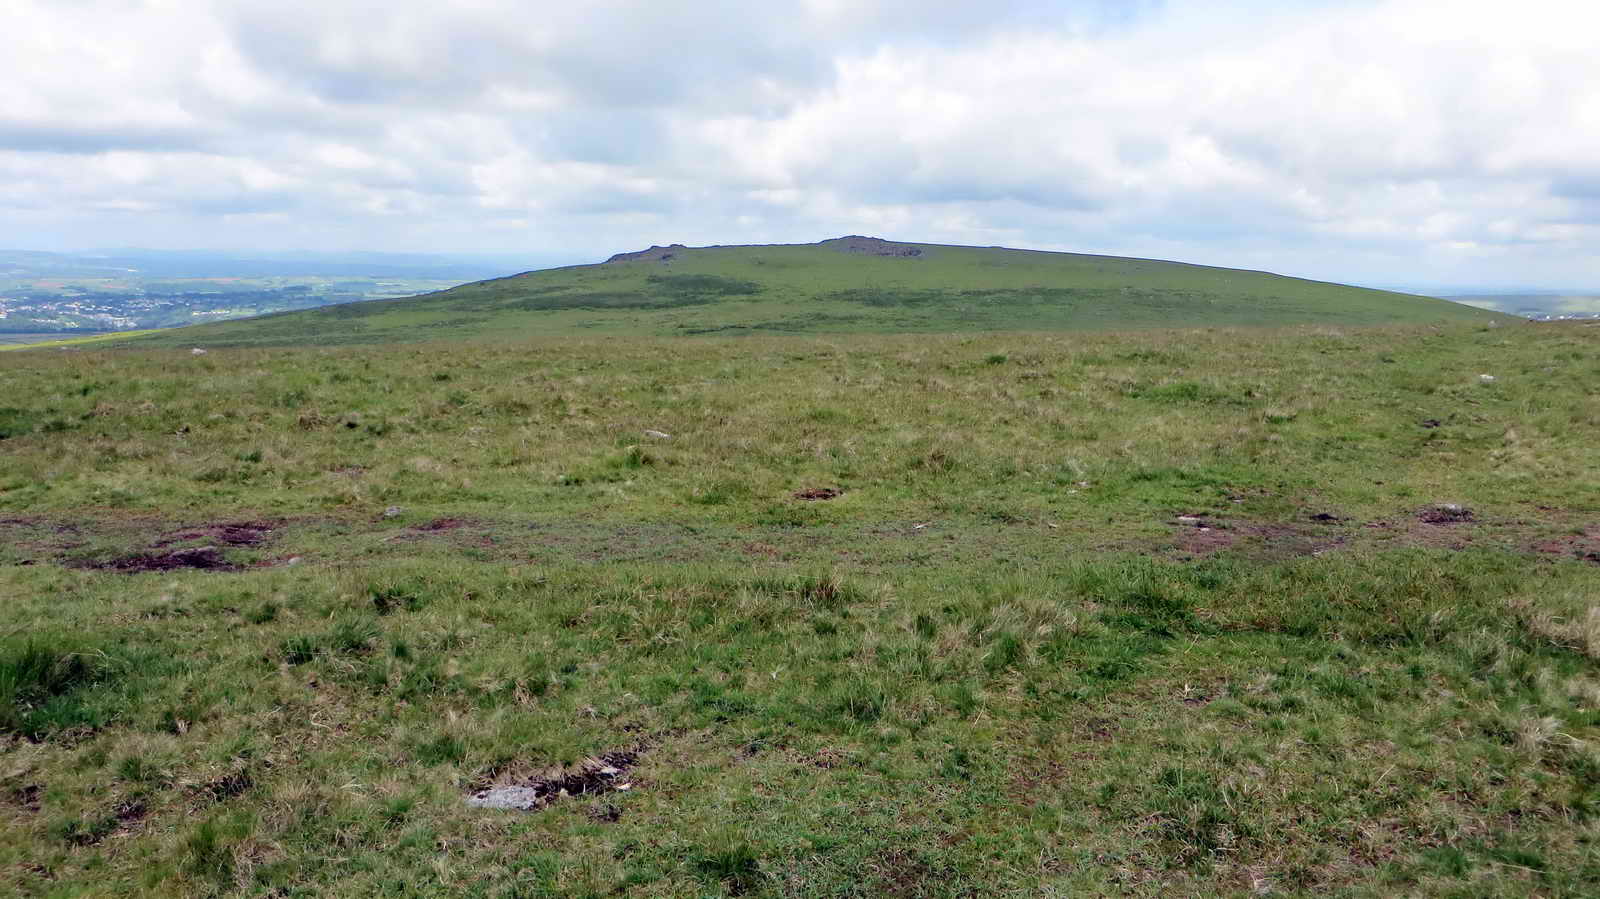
[124,237,1508,347]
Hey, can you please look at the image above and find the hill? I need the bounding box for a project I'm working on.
[122,237,1508,347]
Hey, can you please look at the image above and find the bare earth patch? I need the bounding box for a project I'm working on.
[84,546,237,573]
[1168,515,1344,561]
[467,749,640,812]
[1533,527,1600,565]
[151,521,275,547]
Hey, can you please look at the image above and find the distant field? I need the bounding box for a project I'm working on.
[3,320,1598,896]
[121,238,1509,348]
[0,332,107,347]
[0,330,164,352]
[1450,294,1600,321]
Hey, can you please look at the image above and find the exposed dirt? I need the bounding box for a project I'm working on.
[195,770,254,804]
[413,517,469,532]
[86,546,236,573]
[1175,524,1236,557]
[794,487,843,501]
[1169,516,1344,561]
[467,749,641,812]
[1418,504,1474,524]
[152,521,275,547]
[113,799,148,827]
[1533,528,1600,565]
[6,784,42,813]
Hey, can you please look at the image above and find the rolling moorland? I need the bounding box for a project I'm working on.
[2,241,1599,896]
[115,237,1505,348]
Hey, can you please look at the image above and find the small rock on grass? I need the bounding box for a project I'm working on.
[383,506,402,519]
[642,429,671,440]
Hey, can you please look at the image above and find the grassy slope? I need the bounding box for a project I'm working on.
[3,321,1599,896]
[122,239,1508,347]
[0,330,164,352]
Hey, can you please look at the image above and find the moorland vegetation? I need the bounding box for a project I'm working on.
[3,318,1599,895]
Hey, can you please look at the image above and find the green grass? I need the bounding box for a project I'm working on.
[114,238,1508,348]
[0,330,165,352]
[1,320,1598,895]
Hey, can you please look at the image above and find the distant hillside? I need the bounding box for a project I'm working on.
[124,237,1511,347]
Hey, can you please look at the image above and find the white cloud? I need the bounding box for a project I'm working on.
[1,0,1597,287]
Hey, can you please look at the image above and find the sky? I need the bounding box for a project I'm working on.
[4,0,1598,289]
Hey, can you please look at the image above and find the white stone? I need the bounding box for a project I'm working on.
[466,787,543,811]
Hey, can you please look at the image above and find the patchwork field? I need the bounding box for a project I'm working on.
[3,320,1599,896]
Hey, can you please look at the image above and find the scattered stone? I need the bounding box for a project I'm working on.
[819,235,925,257]
[1420,419,1442,429]
[606,244,688,263]
[1479,374,1497,383]
[795,487,843,501]
[191,348,207,356]
[383,506,403,518]
[642,429,672,440]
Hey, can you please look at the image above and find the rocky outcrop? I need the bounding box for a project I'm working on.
[818,236,924,257]
[605,244,687,263]
[605,237,926,263]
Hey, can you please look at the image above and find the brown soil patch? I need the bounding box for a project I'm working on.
[1418,504,1474,524]
[1533,528,1600,565]
[113,799,148,827]
[1175,522,1236,557]
[414,517,469,532]
[152,521,275,547]
[1169,517,1342,561]
[794,487,843,501]
[1363,515,1480,551]
[86,546,236,573]
[195,770,254,804]
[7,784,42,812]
[468,749,640,812]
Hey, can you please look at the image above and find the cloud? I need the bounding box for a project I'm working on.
[1,0,1597,288]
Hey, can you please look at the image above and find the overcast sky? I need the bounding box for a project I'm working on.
[5,0,1597,288]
